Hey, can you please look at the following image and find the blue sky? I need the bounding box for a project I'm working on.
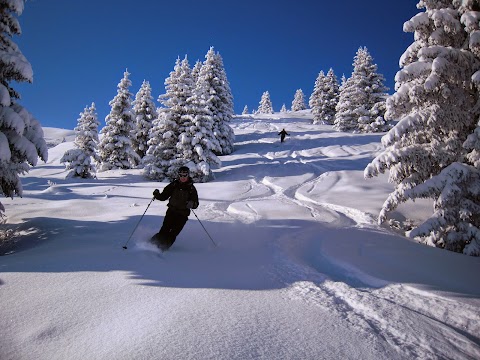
[15,0,419,130]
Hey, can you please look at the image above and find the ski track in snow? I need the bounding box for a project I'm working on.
[283,279,480,359]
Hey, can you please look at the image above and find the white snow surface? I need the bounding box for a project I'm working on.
[1,111,479,360]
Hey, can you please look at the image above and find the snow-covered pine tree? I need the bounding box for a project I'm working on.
[61,103,100,178]
[242,105,249,115]
[175,58,221,182]
[324,68,340,124]
[98,70,139,171]
[196,47,235,156]
[143,57,207,180]
[291,89,306,111]
[309,70,325,110]
[132,80,156,160]
[280,104,287,113]
[333,74,359,131]
[143,111,178,181]
[355,49,390,132]
[143,57,187,180]
[192,60,202,84]
[0,0,48,215]
[334,47,389,132]
[340,74,347,88]
[365,1,480,256]
[258,91,274,114]
[310,68,340,125]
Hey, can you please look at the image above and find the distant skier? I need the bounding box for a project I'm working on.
[278,128,290,143]
[151,166,199,251]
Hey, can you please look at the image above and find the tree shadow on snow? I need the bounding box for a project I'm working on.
[1,215,479,299]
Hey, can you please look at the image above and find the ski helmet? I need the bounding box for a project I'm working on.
[178,166,190,176]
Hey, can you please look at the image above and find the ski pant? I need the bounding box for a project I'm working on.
[280,135,286,142]
[158,207,188,249]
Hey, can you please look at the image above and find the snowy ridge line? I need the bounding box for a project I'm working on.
[260,177,283,195]
[226,202,259,224]
[283,172,353,224]
[260,176,331,222]
[258,174,352,225]
[289,169,377,226]
[294,169,378,226]
[197,202,236,223]
[295,190,377,227]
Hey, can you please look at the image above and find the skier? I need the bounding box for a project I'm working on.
[278,128,290,143]
[151,166,199,251]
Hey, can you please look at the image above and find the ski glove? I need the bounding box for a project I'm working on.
[153,189,160,199]
[186,201,198,209]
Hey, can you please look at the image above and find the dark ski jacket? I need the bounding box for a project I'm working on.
[278,129,290,137]
[154,177,199,217]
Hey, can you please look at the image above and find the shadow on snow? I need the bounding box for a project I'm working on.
[1,215,479,299]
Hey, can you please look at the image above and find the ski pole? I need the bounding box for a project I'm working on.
[191,209,217,247]
[122,197,155,250]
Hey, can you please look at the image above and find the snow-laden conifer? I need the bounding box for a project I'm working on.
[356,49,390,133]
[365,2,480,256]
[403,163,480,255]
[98,70,139,171]
[334,76,358,131]
[242,105,249,115]
[61,103,100,178]
[132,80,156,160]
[258,91,274,114]
[184,55,222,181]
[280,104,287,113]
[143,58,187,180]
[196,47,235,155]
[334,47,389,132]
[309,71,325,110]
[143,111,178,181]
[192,60,202,84]
[310,68,339,125]
[291,89,306,111]
[0,0,47,214]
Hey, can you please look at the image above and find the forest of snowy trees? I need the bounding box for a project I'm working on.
[251,46,391,134]
[61,47,235,183]
[1,0,480,256]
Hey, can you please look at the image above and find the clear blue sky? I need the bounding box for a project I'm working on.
[14,0,419,130]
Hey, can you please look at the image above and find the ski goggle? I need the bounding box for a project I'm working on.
[179,172,189,178]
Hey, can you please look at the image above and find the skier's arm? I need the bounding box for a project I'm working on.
[186,186,199,209]
[153,182,174,201]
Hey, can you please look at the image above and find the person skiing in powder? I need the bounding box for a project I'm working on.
[278,128,290,143]
[151,166,199,251]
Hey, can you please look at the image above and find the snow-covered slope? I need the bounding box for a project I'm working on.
[1,111,479,360]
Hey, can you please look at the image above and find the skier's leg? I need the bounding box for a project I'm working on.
[163,214,188,249]
[152,209,176,250]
